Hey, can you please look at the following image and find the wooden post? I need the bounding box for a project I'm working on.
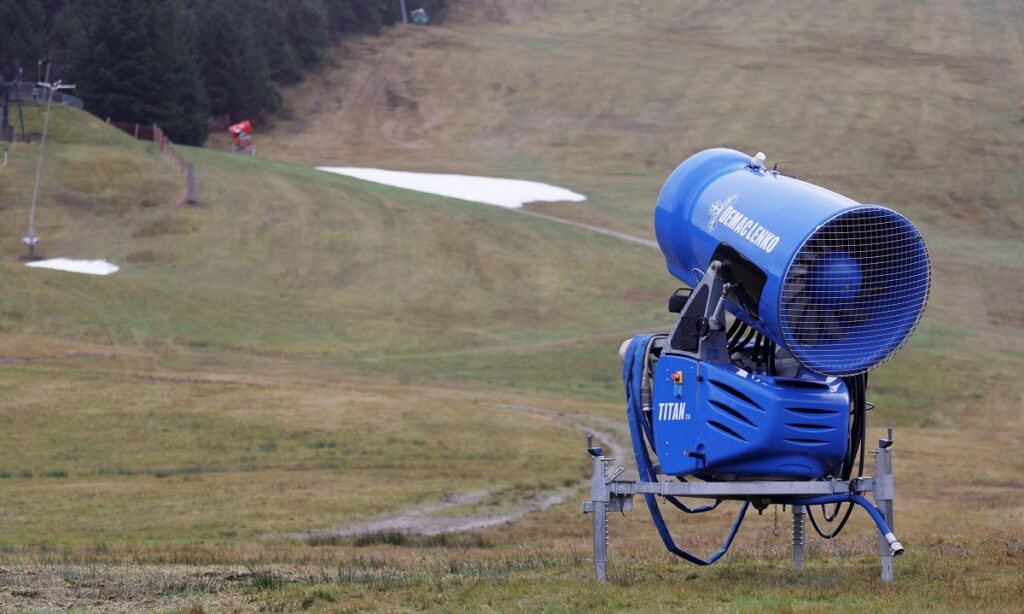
[186,162,197,204]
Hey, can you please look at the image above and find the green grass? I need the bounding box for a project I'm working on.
[0,366,592,545]
[0,0,1022,610]
[1,107,671,396]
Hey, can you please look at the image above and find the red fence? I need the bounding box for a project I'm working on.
[152,124,190,173]
[108,119,197,204]
[108,121,155,141]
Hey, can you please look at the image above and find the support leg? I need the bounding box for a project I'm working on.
[791,505,805,572]
[590,453,609,582]
[593,500,607,582]
[874,446,895,582]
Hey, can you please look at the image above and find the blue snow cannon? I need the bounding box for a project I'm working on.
[626,148,930,481]
[610,148,928,570]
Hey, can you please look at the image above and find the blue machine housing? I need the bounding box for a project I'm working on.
[652,354,849,479]
[654,149,930,376]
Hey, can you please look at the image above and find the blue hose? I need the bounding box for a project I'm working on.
[779,494,895,539]
[623,335,748,565]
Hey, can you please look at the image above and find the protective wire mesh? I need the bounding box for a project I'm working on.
[779,207,931,376]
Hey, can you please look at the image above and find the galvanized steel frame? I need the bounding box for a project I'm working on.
[584,443,897,583]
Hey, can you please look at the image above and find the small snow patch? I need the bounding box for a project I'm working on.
[25,258,119,276]
[315,167,586,209]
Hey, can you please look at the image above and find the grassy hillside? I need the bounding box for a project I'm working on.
[264,0,1024,429]
[0,0,1022,611]
[1,106,669,398]
[0,104,662,550]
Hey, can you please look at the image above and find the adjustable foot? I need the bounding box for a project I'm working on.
[791,505,805,572]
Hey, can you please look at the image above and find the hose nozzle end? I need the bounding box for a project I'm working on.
[884,532,905,556]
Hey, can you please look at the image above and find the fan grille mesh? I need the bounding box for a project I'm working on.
[779,207,931,376]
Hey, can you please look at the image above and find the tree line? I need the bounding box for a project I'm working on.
[0,0,447,145]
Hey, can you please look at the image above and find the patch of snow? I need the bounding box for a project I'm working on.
[315,167,586,209]
[25,258,119,276]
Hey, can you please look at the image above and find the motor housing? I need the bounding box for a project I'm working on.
[651,354,849,479]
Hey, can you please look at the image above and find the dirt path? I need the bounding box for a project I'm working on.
[276,404,631,540]
[516,209,660,249]
[360,328,645,364]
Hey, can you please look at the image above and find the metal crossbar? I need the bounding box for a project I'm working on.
[608,478,874,498]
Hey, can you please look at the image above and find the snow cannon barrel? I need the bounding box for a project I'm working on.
[654,148,931,376]
[228,120,252,136]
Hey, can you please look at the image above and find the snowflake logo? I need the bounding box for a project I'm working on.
[708,194,737,232]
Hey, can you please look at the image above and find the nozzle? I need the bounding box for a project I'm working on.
[884,532,905,556]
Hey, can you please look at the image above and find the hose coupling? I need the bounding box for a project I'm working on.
[884,532,905,556]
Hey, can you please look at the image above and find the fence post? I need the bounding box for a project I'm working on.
[187,162,198,204]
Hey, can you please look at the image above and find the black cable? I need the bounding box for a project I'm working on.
[728,327,755,354]
[808,372,868,538]
[822,374,857,522]
[824,375,861,521]
[726,317,743,339]
[751,334,762,371]
[857,373,868,476]
[807,499,855,538]
[728,321,749,349]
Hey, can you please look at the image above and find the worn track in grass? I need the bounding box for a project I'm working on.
[276,403,630,540]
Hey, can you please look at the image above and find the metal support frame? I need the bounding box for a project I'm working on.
[874,432,896,582]
[1,68,28,143]
[24,79,74,259]
[590,454,608,582]
[584,435,898,583]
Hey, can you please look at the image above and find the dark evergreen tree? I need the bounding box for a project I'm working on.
[196,0,276,121]
[0,0,47,71]
[72,0,207,143]
[250,0,302,83]
[73,0,158,123]
[323,0,395,36]
[152,0,209,144]
[283,0,328,67]
[20,0,441,142]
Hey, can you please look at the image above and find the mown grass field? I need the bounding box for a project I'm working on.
[1,0,1023,611]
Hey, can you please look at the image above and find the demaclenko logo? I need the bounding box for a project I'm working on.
[707,194,781,254]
